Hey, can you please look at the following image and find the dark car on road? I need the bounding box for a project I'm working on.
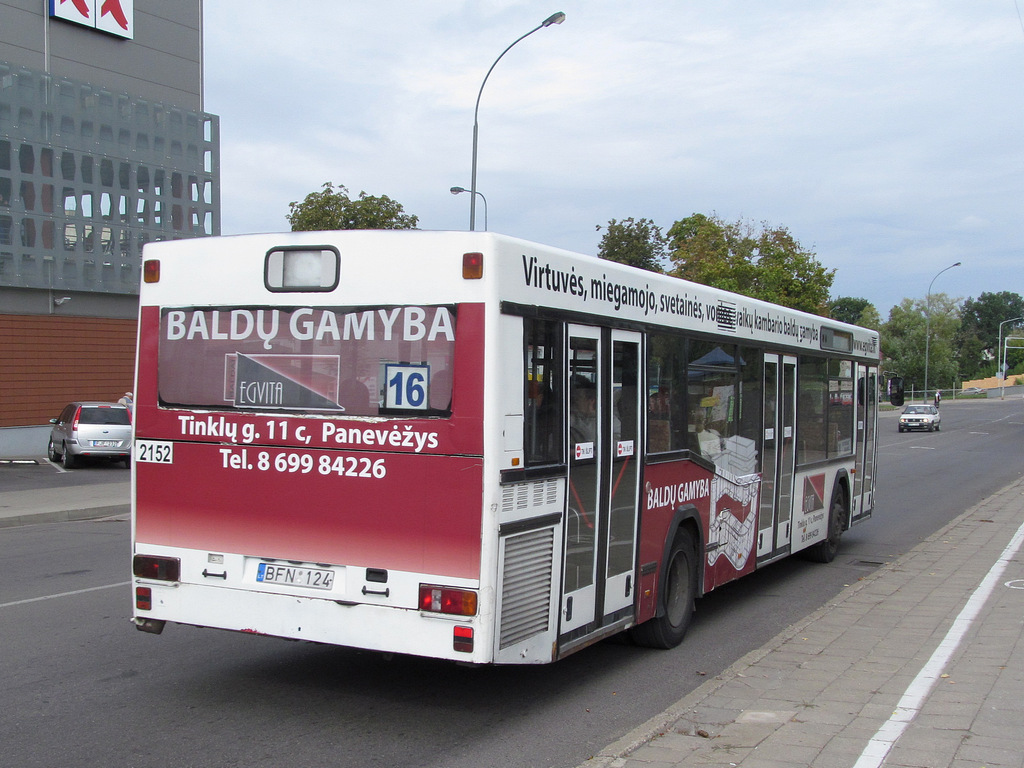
[48,402,132,468]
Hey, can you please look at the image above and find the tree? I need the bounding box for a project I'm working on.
[596,217,667,273]
[881,294,961,393]
[665,213,834,315]
[287,182,418,231]
[956,291,1024,378]
[829,297,881,329]
[665,213,756,295]
[752,225,834,314]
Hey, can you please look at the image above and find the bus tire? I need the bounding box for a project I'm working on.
[630,529,697,649]
[806,485,846,563]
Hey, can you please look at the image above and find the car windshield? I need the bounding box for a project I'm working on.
[904,405,932,414]
[79,407,131,425]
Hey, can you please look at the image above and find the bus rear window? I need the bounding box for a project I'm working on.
[157,305,456,417]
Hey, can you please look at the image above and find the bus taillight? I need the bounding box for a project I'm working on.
[133,554,180,582]
[419,585,478,616]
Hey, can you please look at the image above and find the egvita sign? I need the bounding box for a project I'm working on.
[50,0,134,39]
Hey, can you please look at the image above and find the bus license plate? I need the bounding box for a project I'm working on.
[256,563,334,591]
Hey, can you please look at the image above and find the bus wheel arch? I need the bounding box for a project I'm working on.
[805,473,849,564]
[630,508,701,649]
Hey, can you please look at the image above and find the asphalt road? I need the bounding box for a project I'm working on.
[1,397,1021,768]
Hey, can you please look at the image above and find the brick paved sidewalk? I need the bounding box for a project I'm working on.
[581,477,1024,768]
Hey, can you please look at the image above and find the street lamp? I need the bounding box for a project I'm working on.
[923,261,961,402]
[998,316,1023,399]
[450,186,488,231]
[468,11,566,231]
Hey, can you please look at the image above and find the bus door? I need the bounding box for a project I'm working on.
[602,331,641,620]
[561,327,642,639]
[851,365,877,522]
[756,354,797,561]
[562,326,602,635]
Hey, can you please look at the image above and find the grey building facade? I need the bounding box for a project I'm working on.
[1,0,219,446]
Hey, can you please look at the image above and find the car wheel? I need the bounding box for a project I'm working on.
[898,426,904,433]
[47,439,61,463]
[61,444,77,469]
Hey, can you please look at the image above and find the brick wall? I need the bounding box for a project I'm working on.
[0,314,137,427]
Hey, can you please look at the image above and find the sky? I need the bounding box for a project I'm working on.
[201,1,1024,316]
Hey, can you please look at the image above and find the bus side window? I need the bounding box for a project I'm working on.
[647,332,686,453]
[524,318,563,465]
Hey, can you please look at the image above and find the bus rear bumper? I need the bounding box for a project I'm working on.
[131,579,490,663]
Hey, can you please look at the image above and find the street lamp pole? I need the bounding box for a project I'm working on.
[450,186,488,231]
[469,11,565,231]
[923,261,961,403]
[998,316,1023,399]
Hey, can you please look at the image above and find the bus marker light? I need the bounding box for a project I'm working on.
[453,626,474,653]
[419,585,478,616]
[463,252,483,280]
[136,586,152,611]
[143,259,160,283]
[133,554,181,582]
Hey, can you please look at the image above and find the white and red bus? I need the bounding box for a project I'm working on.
[131,231,893,664]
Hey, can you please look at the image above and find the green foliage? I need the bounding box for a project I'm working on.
[881,294,961,390]
[287,182,419,231]
[956,291,1024,378]
[596,217,667,273]
[665,214,755,295]
[665,213,834,315]
[829,297,880,329]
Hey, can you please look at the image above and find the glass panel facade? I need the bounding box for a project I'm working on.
[0,60,220,294]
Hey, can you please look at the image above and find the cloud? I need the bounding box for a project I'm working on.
[202,0,1024,313]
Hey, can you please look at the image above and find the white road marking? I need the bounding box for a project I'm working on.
[0,581,130,609]
[854,516,1024,768]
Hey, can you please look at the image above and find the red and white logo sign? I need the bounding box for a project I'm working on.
[574,441,594,461]
[51,0,134,39]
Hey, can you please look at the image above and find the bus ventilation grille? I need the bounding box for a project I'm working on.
[501,478,559,513]
[499,527,555,649]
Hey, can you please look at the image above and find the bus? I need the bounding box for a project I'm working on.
[131,230,895,664]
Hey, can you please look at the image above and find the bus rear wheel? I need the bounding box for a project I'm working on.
[806,486,846,563]
[630,529,697,649]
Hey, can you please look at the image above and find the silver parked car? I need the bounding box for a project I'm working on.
[48,402,132,468]
[898,404,941,433]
